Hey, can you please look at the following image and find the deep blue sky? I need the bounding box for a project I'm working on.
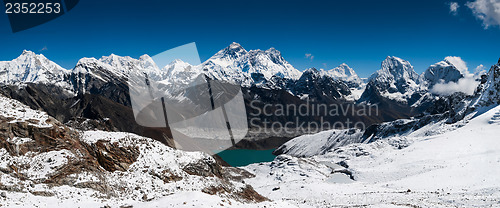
[0,0,499,77]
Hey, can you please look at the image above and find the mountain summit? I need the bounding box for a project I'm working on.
[323,63,363,88]
[359,56,423,104]
[423,56,467,86]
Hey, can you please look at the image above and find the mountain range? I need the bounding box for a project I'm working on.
[0,44,480,103]
[0,44,499,207]
[0,43,486,150]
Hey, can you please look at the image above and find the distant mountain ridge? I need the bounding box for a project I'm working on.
[0,43,488,151]
[0,43,365,101]
[0,44,482,107]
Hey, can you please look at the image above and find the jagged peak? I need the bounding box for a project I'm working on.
[365,56,422,95]
[210,42,247,60]
[171,59,185,64]
[139,54,153,62]
[265,47,280,54]
[382,56,411,66]
[10,50,62,70]
[304,67,319,73]
[99,53,135,63]
[75,57,99,66]
[338,63,349,67]
[474,61,500,107]
[330,63,357,76]
[379,56,417,76]
[225,42,246,52]
[229,42,242,49]
[21,49,36,56]
[16,50,46,61]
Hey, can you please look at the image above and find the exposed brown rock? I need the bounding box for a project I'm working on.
[182,157,224,178]
[83,140,140,172]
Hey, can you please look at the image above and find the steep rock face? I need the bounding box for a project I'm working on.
[290,68,351,102]
[474,58,500,107]
[360,56,423,104]
[357,56,432,118]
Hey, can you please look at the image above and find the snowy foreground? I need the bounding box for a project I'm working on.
[0,94,295,208]
[244,105,500,207]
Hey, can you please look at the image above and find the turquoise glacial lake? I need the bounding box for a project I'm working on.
[217,149,277,167]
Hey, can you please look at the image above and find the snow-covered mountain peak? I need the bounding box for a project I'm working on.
[99,54,136,68]
[139,54,152,60]
[96,54,161,78]
[170,58,185,64]
[0,50,70,88]
[229,41,243,49]
[210,42,248,60]
[334,63,355,76]
[303,67,320,74]
[74,57,98,66]
[138,54,159,71]
[379,56,419,80]
[264,47,280,55]
[359,56,424,104]
[323,63,363,87]
[242,48,302,80]
[163,59,197,76]
[14,50,55,68]
[21,49,35,56]
[368,56,421,86]
[424,57,466,85]
[199,43,301,88]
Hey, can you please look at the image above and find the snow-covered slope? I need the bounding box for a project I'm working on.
[253,58,500,207]
[245,104,500,207]
[0,93,299,207]
[0,94,52,128]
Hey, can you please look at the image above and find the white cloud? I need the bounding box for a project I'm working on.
[466,0,500,28]
[430,75,479,96]
[445,56,468,73]
[430,58,481,96]
[305,53,314,61]
[449,2,460,15]
[474,64,487,75]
